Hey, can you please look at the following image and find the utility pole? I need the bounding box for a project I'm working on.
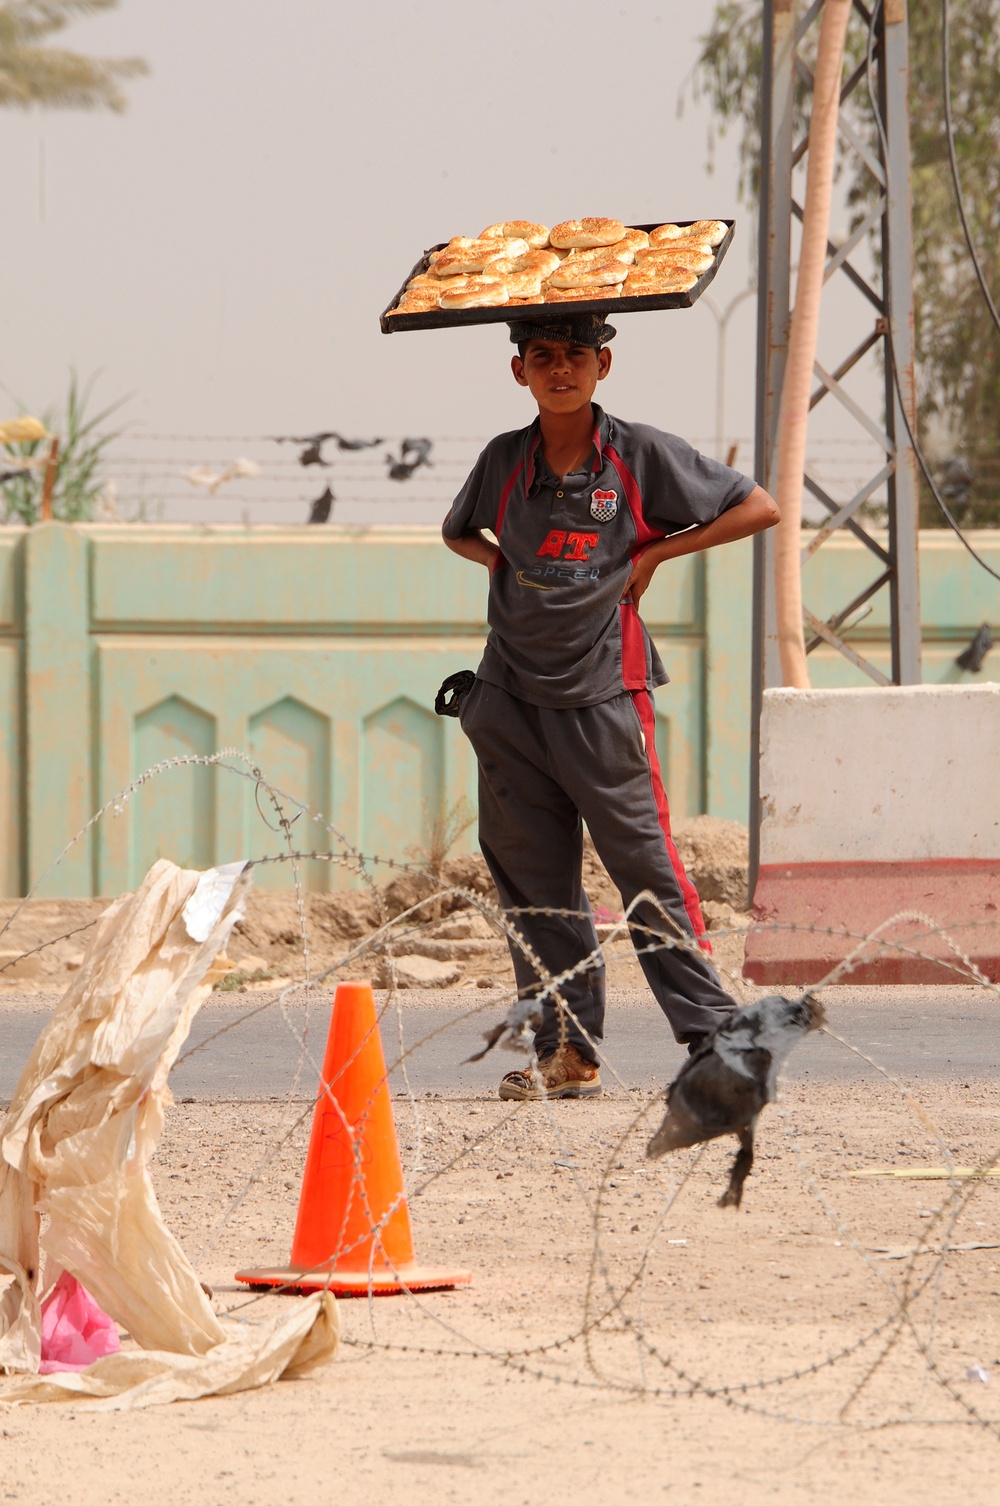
[750,0,922,885]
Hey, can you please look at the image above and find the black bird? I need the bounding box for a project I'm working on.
[271,432,384,468]
[386,437,433,481]
[956,622,993,674]
[306,485,334,524]
[331,434,383,452]
[646,993,825,1208]
[465,993,541,1062]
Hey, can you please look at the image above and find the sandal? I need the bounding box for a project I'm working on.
[498,1043,602,1101]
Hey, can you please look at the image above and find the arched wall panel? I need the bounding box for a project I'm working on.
[247,697,331,891]
[362,696,444,866]
[132,695,216,883]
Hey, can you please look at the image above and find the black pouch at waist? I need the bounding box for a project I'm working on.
[434,669,477,717]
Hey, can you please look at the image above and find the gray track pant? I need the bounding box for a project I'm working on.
[459,679,736,1062]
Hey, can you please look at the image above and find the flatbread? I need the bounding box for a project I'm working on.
[438,275,510,308]
[619,227,650,251]
[393,217,728,318]
[488,248,563,278]
[549,218,626,249]
[683,219,728,246]
[393,286,442,312]
[434,238,526,275]
[548,259,629,289]
[634,246,715,275]
[480,221,550,248]
[624,268,699,294]
[649,221,727,249]
[565,240,636,266]
[544,284,623,301]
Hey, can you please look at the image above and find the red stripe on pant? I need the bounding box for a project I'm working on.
[630,687,712,952]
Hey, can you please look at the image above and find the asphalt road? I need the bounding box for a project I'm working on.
[2,985,997,1104]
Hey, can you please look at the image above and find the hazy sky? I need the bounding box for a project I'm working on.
[1,0,880,523]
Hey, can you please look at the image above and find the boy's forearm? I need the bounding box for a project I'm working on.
[442,528,500,569]
[643,486,780,569]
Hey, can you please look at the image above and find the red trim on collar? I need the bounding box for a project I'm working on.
[523,431,541,494]
[604,444,664,556]
[591,410,613,473]
[590,418,603,473]
[491,458,524,573]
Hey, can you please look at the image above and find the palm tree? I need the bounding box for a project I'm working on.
[0,0,147,111]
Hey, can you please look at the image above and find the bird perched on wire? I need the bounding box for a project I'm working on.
[271,432,383,467]
[646,993,825,1208]
[184,457,260,495]
[306,485,334,524]
[386,437,433,481]
[956,622,993,673]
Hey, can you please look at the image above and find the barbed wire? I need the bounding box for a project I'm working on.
[0,749,998,1435]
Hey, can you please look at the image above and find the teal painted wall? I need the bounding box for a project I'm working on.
[1,523,996,897]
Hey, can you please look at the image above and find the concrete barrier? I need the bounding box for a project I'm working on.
[744,685,1000,983]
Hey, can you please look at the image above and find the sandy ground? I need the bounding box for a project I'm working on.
[2,1064,1000,1502]
[4,819,1000,1504]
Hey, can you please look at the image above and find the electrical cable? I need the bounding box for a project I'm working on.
[941,0,1000,339]
[864,0,1000,587]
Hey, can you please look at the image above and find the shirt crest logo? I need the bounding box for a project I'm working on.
[590,488,618,523]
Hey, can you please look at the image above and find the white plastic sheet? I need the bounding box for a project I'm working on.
[0,858,339,1406]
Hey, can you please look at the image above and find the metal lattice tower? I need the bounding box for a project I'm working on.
[750,0,922,876]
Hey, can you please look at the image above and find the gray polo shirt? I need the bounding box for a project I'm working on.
[443,405,755,708]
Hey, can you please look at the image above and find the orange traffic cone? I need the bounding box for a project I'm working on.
[235,980,471,1296]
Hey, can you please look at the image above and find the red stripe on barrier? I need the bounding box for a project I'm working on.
[745,859,1000,983]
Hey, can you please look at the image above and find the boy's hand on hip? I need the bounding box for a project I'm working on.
[443,528,500,572]
[624,546,662,605]
[623,490,780,606]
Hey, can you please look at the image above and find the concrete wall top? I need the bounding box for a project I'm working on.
[77,524,701,633]
[759,684,1000,863]
[801,530,1000,630]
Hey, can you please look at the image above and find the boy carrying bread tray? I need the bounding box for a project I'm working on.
[440,310,779,1100]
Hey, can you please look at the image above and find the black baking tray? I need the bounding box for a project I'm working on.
[379,220,735,333]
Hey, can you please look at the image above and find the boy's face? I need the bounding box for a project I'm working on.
[511,339,612,415]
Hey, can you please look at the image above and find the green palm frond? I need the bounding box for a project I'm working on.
[0,0,147,111]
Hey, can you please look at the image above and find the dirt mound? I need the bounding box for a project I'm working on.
[0,819,749,995]
[671,816,750,909]
[580,815,749,916]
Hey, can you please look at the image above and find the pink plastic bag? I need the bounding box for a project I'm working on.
[39,1271,121,1373]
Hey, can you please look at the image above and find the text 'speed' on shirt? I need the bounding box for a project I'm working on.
[442,406,755,709]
